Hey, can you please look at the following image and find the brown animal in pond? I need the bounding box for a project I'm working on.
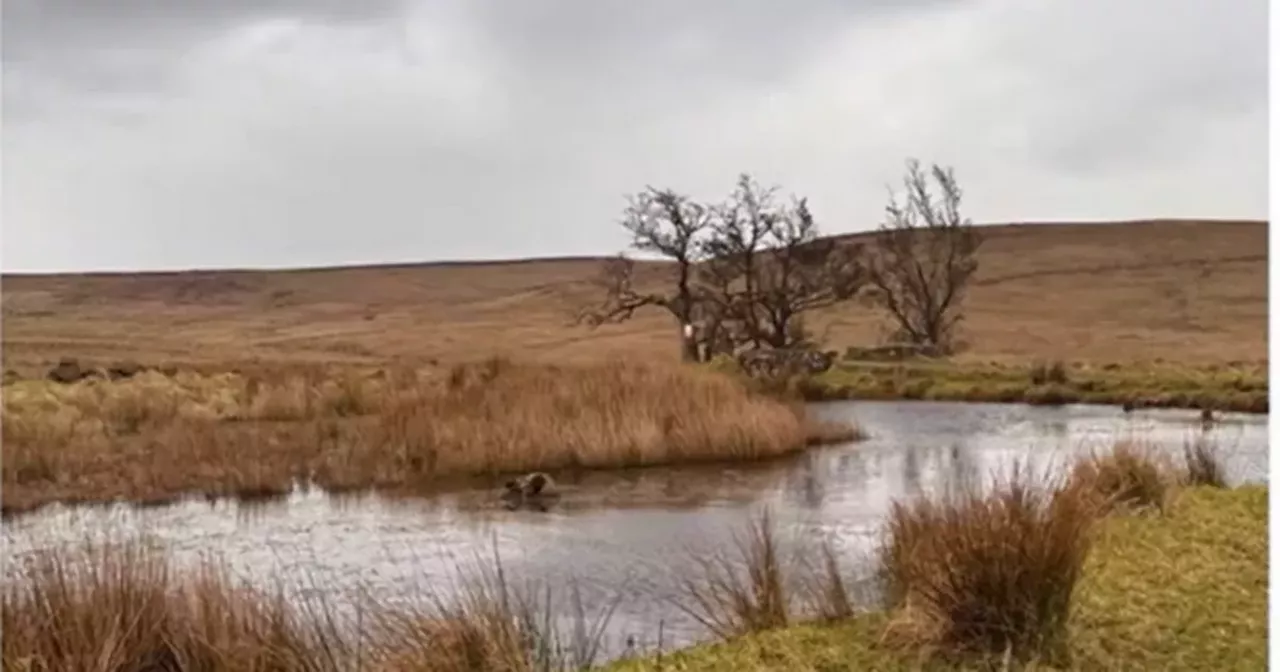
[1200,408,1216,426]
[500,472,560,510]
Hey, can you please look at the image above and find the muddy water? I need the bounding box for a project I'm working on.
[2,401,1268,659]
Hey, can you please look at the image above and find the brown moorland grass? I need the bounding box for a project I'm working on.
[1068,438,1234,516]
[1068,441,1179,515]
[0,358,860,515]
[1,539,614,672]
[1,220,1266,373]
[1,541,335,672]
[876,464,1098,664]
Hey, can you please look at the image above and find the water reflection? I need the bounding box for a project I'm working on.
[1,401,1268,659]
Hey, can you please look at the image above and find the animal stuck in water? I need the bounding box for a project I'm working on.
[500,471,560,511]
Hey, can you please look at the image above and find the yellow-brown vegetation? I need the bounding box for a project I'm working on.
[1,359,857,514]
[2,221,1266,371]
[1,539,606,672]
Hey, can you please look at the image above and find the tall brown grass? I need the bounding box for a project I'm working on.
[674,509,861,640]
[878,464,1098,662]
[1069,441,1177,515]
[2,359,860,513]
[676,510,791,639]
[2,540,338,672]
[1180,438,1228,488]
[1,540,616,672]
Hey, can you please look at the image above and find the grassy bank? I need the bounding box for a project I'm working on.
[1,359,861,515]
[610,450,1266,671]
[607,485,1266,671]
[801,358,1268,413]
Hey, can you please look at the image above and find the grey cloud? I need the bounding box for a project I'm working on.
[985,0,1267,177]
[1,0,1267,272]
[3,0,412,117]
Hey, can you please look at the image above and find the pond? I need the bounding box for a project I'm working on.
[1,401,1268,660]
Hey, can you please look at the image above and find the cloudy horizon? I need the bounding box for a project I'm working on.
[2,0,1269,273]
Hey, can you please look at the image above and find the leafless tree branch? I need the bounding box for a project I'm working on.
[864,159,983,352]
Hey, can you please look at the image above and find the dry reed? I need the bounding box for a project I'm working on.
[674,509,863,640]
[1,540,339,672]
[877,463,1098,662]
[1,539,615,672]
[1180,438,1227,488]
[1069,441,1178,514]
[2,359,860,513]
[675,509,791,639]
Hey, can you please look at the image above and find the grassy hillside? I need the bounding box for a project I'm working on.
[2,219,1266,373]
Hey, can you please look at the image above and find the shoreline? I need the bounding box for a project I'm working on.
[796,359,1268,414]
[3,401,1259,520]
[5,479,1266,670]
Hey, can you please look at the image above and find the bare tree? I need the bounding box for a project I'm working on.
[865,159,983,353]
[751,197,866,348]
[581,175,868,363]
[704,177,866,350]
[700,174,779,351]
[577,188,713,360]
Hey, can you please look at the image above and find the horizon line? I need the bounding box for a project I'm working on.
[2,217,1265,278]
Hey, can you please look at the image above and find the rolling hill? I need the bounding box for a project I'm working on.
[1,219,1266,373]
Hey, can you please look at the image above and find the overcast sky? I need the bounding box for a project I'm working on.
[2,0,1269,272]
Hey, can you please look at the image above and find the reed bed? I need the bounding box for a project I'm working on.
[2,358,859,514]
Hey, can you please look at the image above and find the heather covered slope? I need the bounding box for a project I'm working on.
[2,219,1265,371]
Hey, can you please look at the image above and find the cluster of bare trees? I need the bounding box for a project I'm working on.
[578,160,983,363]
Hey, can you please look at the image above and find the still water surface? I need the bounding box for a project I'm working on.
[2,401,1267,658]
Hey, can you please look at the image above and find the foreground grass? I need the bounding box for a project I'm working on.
[2,444,1261,671]
[2,540,614,672]
[1,359,861,515]
[804,358,1267,413]
[609,485,1266,671]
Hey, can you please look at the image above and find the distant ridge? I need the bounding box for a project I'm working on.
[2,218,1264,278]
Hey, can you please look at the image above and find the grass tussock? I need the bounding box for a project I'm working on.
[2,359,861,513]
[1029,360,1069,386]
[1069,441,1178,515]
[2,540,339,672]
[2,540,615,672]
[608,487,1266,672]
[877,464,1098,663]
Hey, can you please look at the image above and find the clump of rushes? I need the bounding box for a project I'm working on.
[1069,441,1177,514]
[878,463,1098,663]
